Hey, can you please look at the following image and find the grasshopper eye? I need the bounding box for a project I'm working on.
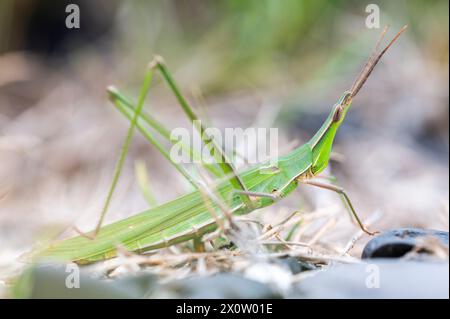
[342,92,352,105]
[332,105,344,122]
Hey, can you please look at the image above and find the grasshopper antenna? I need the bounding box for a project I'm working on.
[349,25,389,95]
[350,25,407,98]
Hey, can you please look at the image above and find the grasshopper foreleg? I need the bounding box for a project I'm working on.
[300,180,379,236]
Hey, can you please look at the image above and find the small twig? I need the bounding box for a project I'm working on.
[268,250,361,265]
[307,217,337,246]
[258,211,304,241]
[260,240,311,248]
[234,217,265,228]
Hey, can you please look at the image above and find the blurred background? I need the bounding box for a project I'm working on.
[0,0,448,290]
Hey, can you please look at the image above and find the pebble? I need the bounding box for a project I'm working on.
[362,228,449,259]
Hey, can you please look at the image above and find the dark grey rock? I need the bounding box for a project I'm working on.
[153,273,281,299]
[277,257,316,274]
[13,263,157,299]
[290,260,449,299]
[362,228,449,259]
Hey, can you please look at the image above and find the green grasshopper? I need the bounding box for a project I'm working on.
[34,26,406,264]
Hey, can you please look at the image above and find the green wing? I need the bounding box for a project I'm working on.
[36,166,274,263]
[35,144,313,264]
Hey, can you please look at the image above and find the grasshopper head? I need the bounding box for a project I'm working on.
[331,91,352,125]
[309,91,353,175]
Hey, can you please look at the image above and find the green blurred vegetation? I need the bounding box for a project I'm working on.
[0,0,448,96]
[114,0,448,93]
